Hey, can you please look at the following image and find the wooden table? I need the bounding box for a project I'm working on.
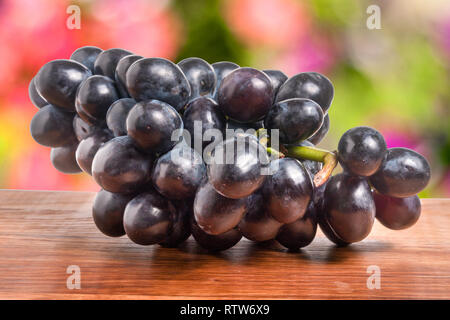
[0,190,448,300]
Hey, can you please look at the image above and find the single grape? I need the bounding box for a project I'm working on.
[159,199,193,248]
[70,46,103,73]
[182,97,226,154]
[76,129,114,175]
[115,55,143,98]
[28,76,48,109]
[123,190,175,245]
[151,146,206,200]
[264,98,324,144]
[93,48,133,79]
[211,61,239,100]
[262,69,288,97]
[314,181,349,246]
[238,192,283,242]
[126,57,191,111]
[275,72,334,113]
[50,142,82,174]
[73,115,96,141]
[276,201,317,250]
[207,135,269,199]
[191,218,242,252]
[218,67,273,123]
[92,189,134,237]
[193,182,248,235]
[92,136,152,194]
[35,59,91,111]
[373,191,421,230]
[308,113,330,145]
[338,126,387,177]
[126,100,183,154]
[317,210,350,247]
[106,98,136,137]
[178,57,216,98]
[30,104,76,147]
[321,173,375,243]
[262,158,313,223]
[370,147,431,198]
[75,75,120,122]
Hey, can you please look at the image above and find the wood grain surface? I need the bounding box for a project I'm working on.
[0,190,448,300]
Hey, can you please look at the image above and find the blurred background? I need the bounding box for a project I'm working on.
[0,0,448,196]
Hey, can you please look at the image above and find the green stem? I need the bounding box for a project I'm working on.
[266,147,285,159]
[286,145,338,187]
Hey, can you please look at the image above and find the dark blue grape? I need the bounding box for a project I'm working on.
[70,46,103,73]
[321,173,375,243]
[92,136,152,194]
[35,59,91,111]
[265,98,324,144]
[276,201,317,250]
[115,55,143,98]
[178,57,216,98]
[370,147,431,198]
[92,189,133,237]
[262,158,313,223]
[76,129,113,175]
[218,67,273,123]
[238,192,282,242]
[193,182,248,235]
[106,98,136,137]
[338,126,387,177]
[75,75,120,122]
[126,58,191,111]
[28,76,48,109]
[123,190,175,245]
[93,48,133,79]
[208,135,269,199]
[159,199,193,248]
[308,113,329,145]
[151,146,206,200]
[182,97,226,154]
[51,142,81,174]
[373,191,421,230]
[191,218,242,252]
[126,100,183,154]
[73,115,96,141]
[262,69,288,97]
[211,61,239,101]
[30,104,76,147]
[276,72,334,113]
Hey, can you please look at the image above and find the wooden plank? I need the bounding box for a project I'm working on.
[0,190,448,299]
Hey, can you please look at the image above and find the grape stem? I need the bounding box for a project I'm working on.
[255,128,337,186]
[286,145,338,187]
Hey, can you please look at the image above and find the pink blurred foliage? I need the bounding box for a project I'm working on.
[437,16,450,59]
[224,0,309,49]
[223,0,336,75]
[274,33,337,76]
[85,0,181,58]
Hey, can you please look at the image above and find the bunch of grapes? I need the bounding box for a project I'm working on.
[29,46,431,251]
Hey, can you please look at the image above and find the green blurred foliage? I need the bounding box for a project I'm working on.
[173,0,249,65]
